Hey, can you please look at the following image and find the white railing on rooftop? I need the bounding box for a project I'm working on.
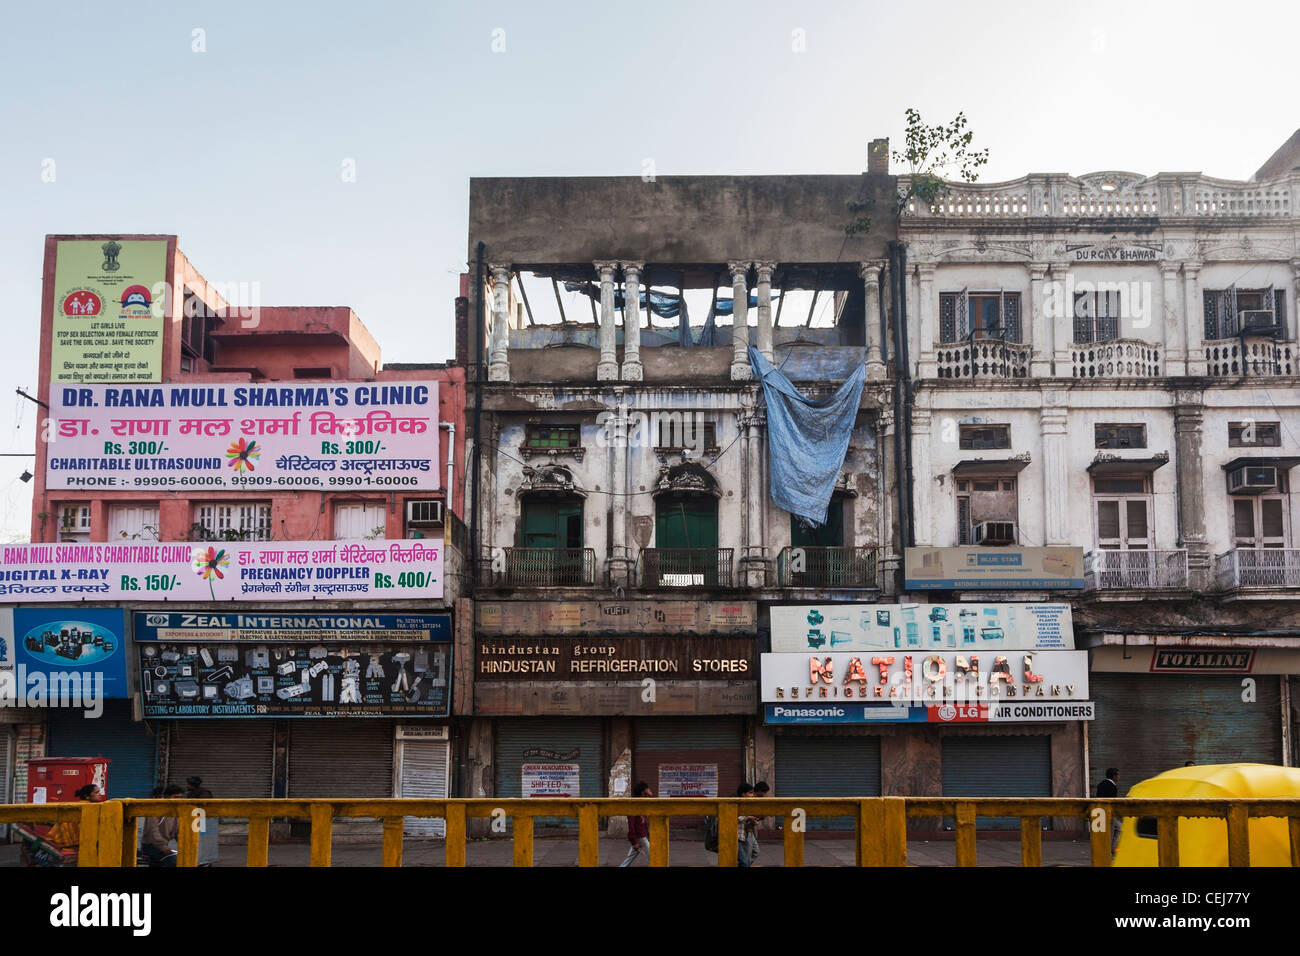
[901,172,1298,221]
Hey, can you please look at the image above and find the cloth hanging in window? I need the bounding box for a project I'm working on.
[748,346,865,527]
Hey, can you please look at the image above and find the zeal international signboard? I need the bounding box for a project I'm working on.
[51,239,168,384]
[47,381,440,491]
[0,540,442,602]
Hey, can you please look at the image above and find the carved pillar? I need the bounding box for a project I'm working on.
[595,260,619,381]
[916,264,937,379]
[861,260,887,380]
[1184,262,1205,376]
[621,261,643,382]
[608,395,631,587]
[1161,264,1185,376]
[487,263,511,382]
[729,260,752,380]
[1040,403,1070,546]
[1051,262,1073,376]
[755,260,775,362]
[1029,262,1051,378]
[1173,392,1210,590]
[910,408,932,545]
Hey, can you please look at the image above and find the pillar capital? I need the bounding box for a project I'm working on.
[1029,261,1050,280]
[727,260,753,280]
[488,262,512,283]
[593,259,619,277]
[619,260,644,278]
[754,260,777,282]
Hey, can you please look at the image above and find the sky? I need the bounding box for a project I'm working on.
[0,0,1296,539]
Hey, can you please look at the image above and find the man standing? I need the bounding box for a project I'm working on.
[619,782,652,867]
[185,776,213,799]
[736,782,756,867]
[141,785,183,867]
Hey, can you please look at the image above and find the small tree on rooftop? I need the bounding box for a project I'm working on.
[845,108,990,236]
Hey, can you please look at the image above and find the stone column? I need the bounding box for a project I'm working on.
[608,395,631,588]
[916,264,937,378]
[1040,403,1070,546]
[487,263,511,382]
[621,261,644,381]
[729,260,752,380]
[1029,262,1051,378]
[743,410,769,588]
[877,399,898,594]
[755,260,776,362]
[1173,391,1210,590]
[910,408,932,545]
[1051,263,1073,376]
[1161,264,1185,375]
[861,260,887,380]
[1185,262,1205,375]
[595,260,619,381]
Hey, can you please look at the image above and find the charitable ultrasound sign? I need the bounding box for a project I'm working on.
[0,540,443,602]
[47,382,439,491]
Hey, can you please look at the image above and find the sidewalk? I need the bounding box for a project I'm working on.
[0,833,1095,867]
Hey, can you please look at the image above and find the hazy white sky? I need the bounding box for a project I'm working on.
[0,0,1296,538]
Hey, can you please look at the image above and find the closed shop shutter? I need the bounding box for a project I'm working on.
[495,719,603,827]
[775,735,881,830]
[941,735,1052,829]
[398,739,449,837]
[167,721,275,799]
[633,718,744,827]
[1088,673,1282,797]
[0,728,12,837]
[47,701,157,798]
[288,720,395,798]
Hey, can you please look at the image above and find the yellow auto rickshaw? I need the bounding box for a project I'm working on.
[1112,763,1300,867]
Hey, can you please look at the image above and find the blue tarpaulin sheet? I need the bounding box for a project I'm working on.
[749,346,866,527]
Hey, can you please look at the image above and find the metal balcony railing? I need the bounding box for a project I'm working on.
[1084,549,1188,590]
[637,548,733,589]
[776,547,878,588]
[1215,548,1300,590]
[480,548,596,587]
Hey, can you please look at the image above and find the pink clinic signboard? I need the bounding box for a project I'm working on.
[47,382,439,491]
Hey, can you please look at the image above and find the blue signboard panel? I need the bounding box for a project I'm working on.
[764,703,927,725]
[13,608,129,699]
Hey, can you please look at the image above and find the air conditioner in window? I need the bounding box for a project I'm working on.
[1227,466,1277,494]
[1238,310,1279,334]
[973,521,1017,546]
[405,499,444,530]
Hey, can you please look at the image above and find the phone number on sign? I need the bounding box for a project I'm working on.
[131,476,327,487]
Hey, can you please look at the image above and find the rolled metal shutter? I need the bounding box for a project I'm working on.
[288,720,395,798]
[0,728,11,837]
[47,701,157,798]
[494,719,603,827]
[633,718,744,828]
[398,739,449,837]
[775,735,881,830]
[1088,674,1282,796]
[167,721,274,799]
[941,735,1052,829]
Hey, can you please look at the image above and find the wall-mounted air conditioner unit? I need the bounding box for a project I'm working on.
[1227,466,1277,494]
[973,521,1017,546]
[1238,310,1279,334]
[405,499,445,530]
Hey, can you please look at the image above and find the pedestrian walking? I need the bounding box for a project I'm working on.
[748,781,770,865]
[619,781,652,867]
[1097,767,1120,852]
